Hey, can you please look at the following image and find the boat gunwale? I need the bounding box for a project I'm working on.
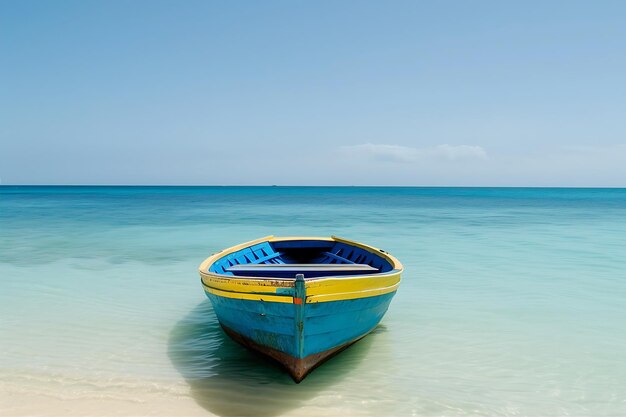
[198,235,404,283]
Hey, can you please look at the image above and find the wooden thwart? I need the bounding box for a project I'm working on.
[226,263,377,273]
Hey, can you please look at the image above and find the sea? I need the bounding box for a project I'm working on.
[1,186,625,417]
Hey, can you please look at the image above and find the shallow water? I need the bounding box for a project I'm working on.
[1,186,625,416]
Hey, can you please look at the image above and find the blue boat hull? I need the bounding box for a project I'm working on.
[204,291,396,381]
[199,236,403,382]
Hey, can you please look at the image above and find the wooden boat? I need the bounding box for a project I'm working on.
[198,236,402,382]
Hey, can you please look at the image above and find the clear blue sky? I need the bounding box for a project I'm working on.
[1,1,625,186]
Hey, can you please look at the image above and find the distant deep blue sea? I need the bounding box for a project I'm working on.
[1,186,625,416]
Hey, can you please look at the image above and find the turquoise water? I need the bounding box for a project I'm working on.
[1,186,625,416]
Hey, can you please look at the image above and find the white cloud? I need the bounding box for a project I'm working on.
[434,144,488,160]
[340,143,487,163]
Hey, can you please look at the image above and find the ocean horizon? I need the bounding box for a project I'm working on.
[2,186,625,416]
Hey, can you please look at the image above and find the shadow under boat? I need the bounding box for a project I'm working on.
[168,300,386,417]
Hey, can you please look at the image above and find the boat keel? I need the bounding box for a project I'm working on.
[221,323,362,383]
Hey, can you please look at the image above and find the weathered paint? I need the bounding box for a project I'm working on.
[221,323,374,383]
[294,274,305,358]
[205,291,298,355]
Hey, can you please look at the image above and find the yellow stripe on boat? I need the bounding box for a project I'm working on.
[201,275,292,294]
[306,281,400,303]
[304,271,401,295]
[202,283,294,303]
[304,271,401,303]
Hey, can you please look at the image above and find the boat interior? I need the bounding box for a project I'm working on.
[209,239,394,278]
